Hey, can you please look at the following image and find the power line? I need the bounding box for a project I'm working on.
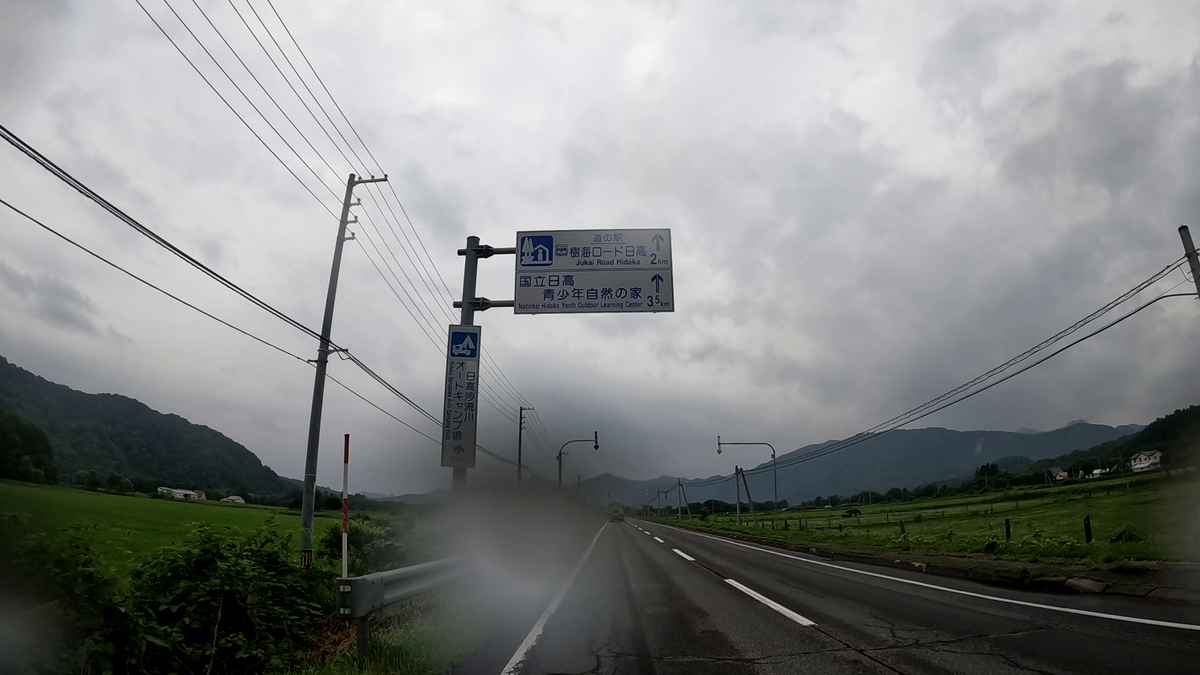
[0,123,323,342]
[683,258,1195,489]
[257,0,542,415]
[186,0,343,182]
[145,0,342,202]
[151,0,544,450]
[0,196,439,443]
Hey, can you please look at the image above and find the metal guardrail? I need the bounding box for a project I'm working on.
[337,557,469,664]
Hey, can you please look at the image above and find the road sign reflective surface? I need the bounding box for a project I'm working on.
[514,229,674,314]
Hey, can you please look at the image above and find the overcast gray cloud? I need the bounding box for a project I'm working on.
[1,0,1199,495]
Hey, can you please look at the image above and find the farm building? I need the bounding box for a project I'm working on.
[220,495,245,504]
[1130,450,1162,473]
[157,487,200,499]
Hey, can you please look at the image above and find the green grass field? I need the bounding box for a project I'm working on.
[652,474,1199,565]
[0,480,340,570]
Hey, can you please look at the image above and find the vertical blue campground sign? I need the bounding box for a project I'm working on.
[441,325,481,468]
[514,229,674,314]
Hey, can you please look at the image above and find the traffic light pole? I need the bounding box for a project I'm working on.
[301,173,387,566]
[557,435,596,490]
[717,437,779,512]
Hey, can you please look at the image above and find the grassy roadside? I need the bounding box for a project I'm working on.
[0,479,341,568]
[1,479,478,674]
[648,474,1198,566]
[294,592,483,675]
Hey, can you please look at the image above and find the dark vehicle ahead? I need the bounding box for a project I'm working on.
[607,503,625,522]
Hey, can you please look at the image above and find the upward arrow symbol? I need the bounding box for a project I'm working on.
[651,274,664,292]
[651,233,664,251]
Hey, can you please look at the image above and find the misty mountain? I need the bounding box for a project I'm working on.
[0,355,291,495]
[588,422,1142,507]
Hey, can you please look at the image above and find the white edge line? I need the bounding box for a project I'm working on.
[726,578,816,626]
[662,523,1200,633]
[501,521,608,674]
[673,548,696,562]
[654,536,665,543]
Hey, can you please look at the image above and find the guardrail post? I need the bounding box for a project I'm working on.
[357,617,371,667]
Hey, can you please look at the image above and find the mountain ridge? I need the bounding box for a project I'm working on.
[0,355,292,495]
[587,422,1143,507]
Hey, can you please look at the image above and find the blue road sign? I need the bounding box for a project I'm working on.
[519,235,554,267]
[449,330,479,359]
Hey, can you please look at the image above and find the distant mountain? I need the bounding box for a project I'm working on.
[0,355,291,495]
[590,422,1143,507]
[1015,427,1040,435]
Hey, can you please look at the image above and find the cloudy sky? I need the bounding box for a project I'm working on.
[2,0,1199,495]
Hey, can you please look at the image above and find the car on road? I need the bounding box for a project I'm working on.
[607,503,625,522]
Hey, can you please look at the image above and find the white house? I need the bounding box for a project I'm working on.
[220,495,246,504]
[1130,450,1162,473]
[157,487,200,499]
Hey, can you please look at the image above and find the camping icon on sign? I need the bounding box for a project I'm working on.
[519,235,553,266]
[449,331,478,359]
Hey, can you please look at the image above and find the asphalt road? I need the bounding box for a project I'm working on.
[464,517,1200,675]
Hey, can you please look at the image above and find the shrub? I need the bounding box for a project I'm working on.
[317,515,409,576]
[88,523,332,674]
[0,519,118,674]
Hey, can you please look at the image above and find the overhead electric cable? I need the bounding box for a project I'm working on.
[684,258,1194,489]
[0,123,323,341]
[0,196,438,442]
[148,0,342,201]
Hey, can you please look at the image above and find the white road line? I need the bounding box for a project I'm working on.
[673,548,696,562]
[664,525,1200,633]
[654,536,665,543]
[726,578,817,626]
[643,530,652,535]
[501,522,608,674]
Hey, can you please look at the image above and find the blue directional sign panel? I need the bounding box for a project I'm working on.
[442,325,481,468]
[514,229,674,314]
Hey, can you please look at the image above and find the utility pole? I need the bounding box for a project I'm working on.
[735,465,742,526]
[677,479,682,519]
[517,406,530,485]
[300,172,386,567]
[1179,226,1200,298]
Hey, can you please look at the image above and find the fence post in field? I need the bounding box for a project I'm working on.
[1004,518,1011,541]
[1084,515,1093,544]
[900,521,906,535]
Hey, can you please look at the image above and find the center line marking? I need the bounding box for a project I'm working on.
[643,530,652,535]
[673,549,695,561]
[654,536,665,543]
[726,578,817,627]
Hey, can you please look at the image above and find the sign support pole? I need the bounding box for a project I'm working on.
[452,236,481,492]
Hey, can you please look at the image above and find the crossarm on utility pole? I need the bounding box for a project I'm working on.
[1179,226,1200,299]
